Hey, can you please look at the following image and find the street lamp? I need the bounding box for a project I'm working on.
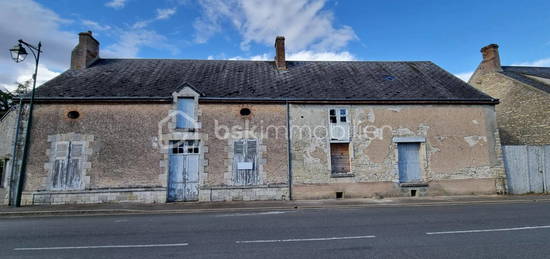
[9,43,28,63]
[8,39,42,207]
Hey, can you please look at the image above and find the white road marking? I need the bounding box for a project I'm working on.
[14,243,189,251]
[215,211,289,217]
[427,225,550,235]
[236,235,375,244]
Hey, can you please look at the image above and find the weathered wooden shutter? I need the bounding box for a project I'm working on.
[52,142,69,189]
[51,141,83,190]
[398,143,421,182]
[67,143,83,189]
[233,139,259,185]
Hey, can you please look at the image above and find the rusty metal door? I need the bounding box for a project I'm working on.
[168,141,199,202]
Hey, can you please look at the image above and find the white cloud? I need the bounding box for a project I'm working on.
[0,0,76,91]
[287,50,355,61]
[103,30,177,58]
[133,8,177,29]
[82,20,112,31]
[455,71,473,82]
[193,0,357,52]
[511,58,550,67]
[228,51,355,61]
[156,8,177,20]
[105,0,126,9]
[229,53,270,61]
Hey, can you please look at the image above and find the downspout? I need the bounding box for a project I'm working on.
[8,99,23,206]
[286,101,293,200]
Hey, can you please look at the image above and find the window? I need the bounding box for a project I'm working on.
[171,140,200,154]
[397,143,421,183]
[233,139,259,185]
[330,143,350,174]
[176,98,195,129]
[67,111,80,119]
[50,141,84,190]
[0,159,6,188]
[240,108,251,116]
[329,108,350,142]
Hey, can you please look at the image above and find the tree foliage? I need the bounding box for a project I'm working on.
[0,79,32,117]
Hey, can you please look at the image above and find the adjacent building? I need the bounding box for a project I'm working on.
[469,44,550,145]
[2,32,505,205]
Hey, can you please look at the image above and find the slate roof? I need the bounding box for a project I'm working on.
[35,59,497,103]
[500,66,550,94]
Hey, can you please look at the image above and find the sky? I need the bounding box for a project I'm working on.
[1,0,550,91]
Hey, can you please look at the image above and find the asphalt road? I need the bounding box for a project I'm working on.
[1,201,550,259]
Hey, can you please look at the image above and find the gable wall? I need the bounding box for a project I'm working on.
[470,72,550,145]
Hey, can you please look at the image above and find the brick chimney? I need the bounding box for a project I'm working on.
[478,44,502,73]
[274,36,286,70]
[71,31,99,69]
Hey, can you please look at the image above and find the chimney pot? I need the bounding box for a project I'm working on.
[274,36,286,70]
[71,31,100,69]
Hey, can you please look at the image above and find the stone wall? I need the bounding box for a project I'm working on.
[0,108,17,204]
[469,72,550,145]
[199,103,289,201]
[21,103,171,205]
[289,104,504,199]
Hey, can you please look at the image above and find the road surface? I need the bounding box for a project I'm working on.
[1,200,550,258]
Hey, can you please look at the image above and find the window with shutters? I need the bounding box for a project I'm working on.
[176,97,196,129]
[50,141,84,190]
[233,139,259,185]
[329,108,350,142]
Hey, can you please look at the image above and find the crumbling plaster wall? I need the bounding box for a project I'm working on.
[469,72,550,145]
[290,104,504,198]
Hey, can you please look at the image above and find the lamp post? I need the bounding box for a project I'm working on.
[8,39,41,207]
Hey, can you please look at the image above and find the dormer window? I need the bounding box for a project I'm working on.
[176,97,195,129]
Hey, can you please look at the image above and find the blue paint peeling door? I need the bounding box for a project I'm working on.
[398,143,421,182]
[168,141,200,202]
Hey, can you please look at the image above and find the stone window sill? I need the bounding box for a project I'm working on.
[331,172,355,178]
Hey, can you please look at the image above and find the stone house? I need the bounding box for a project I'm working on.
[3,32,505,205]
[0,107,17,203]
[469,44,550,145]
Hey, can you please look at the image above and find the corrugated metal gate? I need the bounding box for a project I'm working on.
[503,145,550,194]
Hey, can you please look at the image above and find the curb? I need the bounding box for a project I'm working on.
[1,197,550,218]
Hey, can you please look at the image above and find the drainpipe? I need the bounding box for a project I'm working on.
[286,101,293,200]
[8,99,23,206]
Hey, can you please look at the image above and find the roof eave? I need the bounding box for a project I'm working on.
[21,96,499,105]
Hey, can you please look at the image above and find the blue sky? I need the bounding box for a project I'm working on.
[1,0,550,91]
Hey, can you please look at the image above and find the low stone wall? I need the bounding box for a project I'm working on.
[21,188,166,205]
[199,185,289,201]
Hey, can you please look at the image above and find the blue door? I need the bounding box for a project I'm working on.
[398,143,421,182]
[168,141,200,202]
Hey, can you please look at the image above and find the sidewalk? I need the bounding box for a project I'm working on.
[1,194,549,218]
